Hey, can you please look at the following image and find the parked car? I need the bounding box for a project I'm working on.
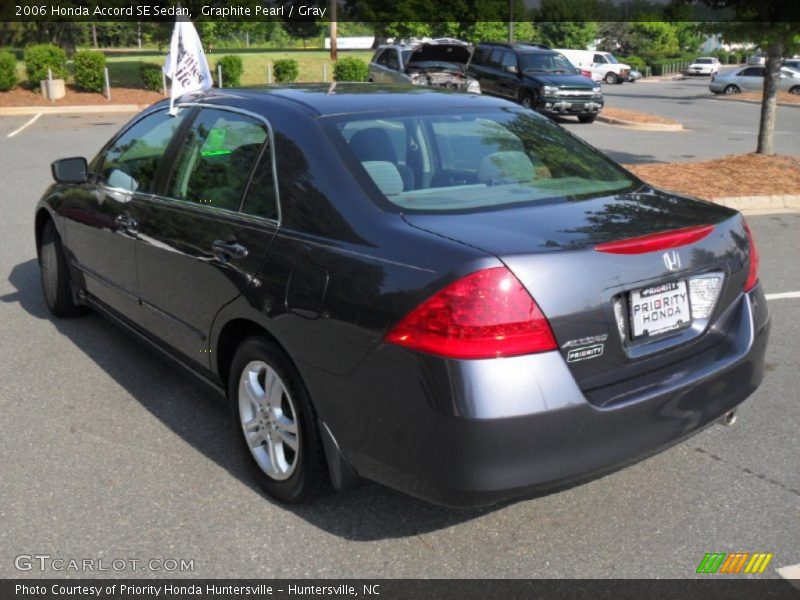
[746,53,765,66]
[555,48,631,84]
[37,85,768,507]
[468,42,603,122]
[686,57,721,76]
[783,59,800,71]
[628,69,643,82]
[368,41,480,93]
[710,65,800,94]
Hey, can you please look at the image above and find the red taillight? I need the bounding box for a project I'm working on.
[743,221,759,292]
[594,224,715,254]
[384,267,557,359]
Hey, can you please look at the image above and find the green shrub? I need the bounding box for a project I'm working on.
[216,55,243,87]
[333,56,368,82]
[273,59,299,83]
[139,63,163,91]
[25,44,67,85]
[73,50,105,93]
[0,51,18,91]
[618,55,646,72]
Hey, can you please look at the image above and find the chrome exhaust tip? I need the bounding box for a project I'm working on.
[721,410,737,426]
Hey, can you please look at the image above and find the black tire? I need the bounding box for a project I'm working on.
[604,72,618,85]
[228,336,330,503]
[39,220,84,317]
[724,84,740,95]
[578,114,598,124]
[789,86,800,95]
[520,90,538,110]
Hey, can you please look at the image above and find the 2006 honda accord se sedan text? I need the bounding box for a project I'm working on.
[35,84,769,507]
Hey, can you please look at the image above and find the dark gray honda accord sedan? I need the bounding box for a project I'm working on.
[35,84,769,507]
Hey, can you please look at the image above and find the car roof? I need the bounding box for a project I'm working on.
[477,42,553,54]
[173,84,511,118]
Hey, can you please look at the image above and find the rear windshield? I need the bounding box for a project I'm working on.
[324,109,636,213]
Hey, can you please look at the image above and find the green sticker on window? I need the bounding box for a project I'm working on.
[201,127,230,157]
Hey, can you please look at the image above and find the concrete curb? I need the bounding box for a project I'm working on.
[0,104,146,116]
[714,194,800,213]
[596,113,685,131]
[712,96,800,108]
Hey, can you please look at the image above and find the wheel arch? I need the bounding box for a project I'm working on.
[215,317,291,392]
[34,207,55,262]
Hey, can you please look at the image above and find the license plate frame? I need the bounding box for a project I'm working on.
[628,280,691,339]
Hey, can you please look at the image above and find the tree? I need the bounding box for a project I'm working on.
[536,0,599,49]
[283,21,324,49]
[538,22,598,49]
[697,0,800,154]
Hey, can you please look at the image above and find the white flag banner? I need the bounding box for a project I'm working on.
[163,19,212,115]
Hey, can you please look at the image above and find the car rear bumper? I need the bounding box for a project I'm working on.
[333,286,769,507]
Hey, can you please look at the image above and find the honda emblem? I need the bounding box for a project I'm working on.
[663,251,681,271]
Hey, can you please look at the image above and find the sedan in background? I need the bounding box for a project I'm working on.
[710,65,800,94]
[686,57,721,76]
[36,85,768,507]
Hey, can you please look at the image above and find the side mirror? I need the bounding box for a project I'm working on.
[51,157,88,184]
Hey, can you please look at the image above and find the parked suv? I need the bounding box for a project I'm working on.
[468,43,603,123]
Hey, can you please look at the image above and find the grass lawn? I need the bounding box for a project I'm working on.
[101,49,375,87]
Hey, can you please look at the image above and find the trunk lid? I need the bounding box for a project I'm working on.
[403,186,750,400]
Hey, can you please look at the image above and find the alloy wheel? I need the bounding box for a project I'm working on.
[238,360,300,481]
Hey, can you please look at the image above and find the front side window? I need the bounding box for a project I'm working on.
[326,109,636,213]
[98,110,187,193]
[385,50,400,70]
[167,108,267,211]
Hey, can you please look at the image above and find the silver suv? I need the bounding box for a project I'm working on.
[368,41,480,93]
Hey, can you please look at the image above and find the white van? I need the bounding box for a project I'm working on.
[555,49,631,84]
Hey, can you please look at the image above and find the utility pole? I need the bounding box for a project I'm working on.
[508,0,514,43]
[329,0,338,62]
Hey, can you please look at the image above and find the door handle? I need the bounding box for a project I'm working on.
[212,240,249,261]
[114,214,138,235]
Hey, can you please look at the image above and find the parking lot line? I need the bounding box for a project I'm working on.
[765,291,800,301]
[6,113,42,138]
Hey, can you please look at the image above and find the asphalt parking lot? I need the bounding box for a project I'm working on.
[0,79,798,579]
[560,70,800,163]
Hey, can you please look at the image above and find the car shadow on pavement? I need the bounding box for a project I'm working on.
[2,258,509,540]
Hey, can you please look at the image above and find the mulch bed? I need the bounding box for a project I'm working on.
[715,90,800,106]
[602,107,682,125]
[0,85,164,107]
[625,153,800,200]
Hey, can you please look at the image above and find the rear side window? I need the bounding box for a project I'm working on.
[488,49,504,67]
[741,67,765,77]
[241,151,278,221]
[167,108,267,211]
[98,109,187,193]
